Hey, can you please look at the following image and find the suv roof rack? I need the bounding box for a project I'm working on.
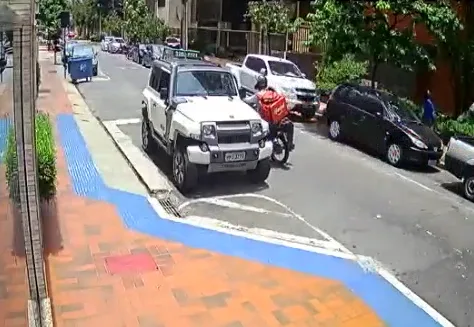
[161,47,202,61]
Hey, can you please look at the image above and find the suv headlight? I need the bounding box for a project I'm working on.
[201,123,216,139]
[251,121,262,135]
[409,134,427,149]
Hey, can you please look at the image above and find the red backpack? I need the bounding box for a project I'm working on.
[256,90,289,123]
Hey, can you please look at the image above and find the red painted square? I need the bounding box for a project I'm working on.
[105,253,157,275]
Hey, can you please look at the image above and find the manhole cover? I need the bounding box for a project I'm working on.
[105,253,157,275]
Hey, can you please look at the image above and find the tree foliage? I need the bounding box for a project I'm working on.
[306,0,460,88]
[71,0,99,38]
[37,0,68,36]
[123,0,150,42]
[103,11,123,36]
[246,1,303,54]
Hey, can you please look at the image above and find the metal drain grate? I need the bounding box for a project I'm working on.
[158,197,182,217]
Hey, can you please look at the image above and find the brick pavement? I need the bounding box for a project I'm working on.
[37,56,386,327]
[0,73,29,327]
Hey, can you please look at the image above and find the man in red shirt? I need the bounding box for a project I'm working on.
[243,75,295,151]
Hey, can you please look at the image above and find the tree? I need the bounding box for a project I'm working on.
[144,14,171,43]
[246,1,302,54]
[71,0,99,38]
[37,0,68,38]
[123,0,149,42]
[306,0,460,88]
[103,11,123,36]
[432,1,473,115]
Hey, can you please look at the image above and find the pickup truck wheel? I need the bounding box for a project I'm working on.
[248,159,271,183]
[463,176,474,201]
[173,148,198,193]
[141,119,154,153]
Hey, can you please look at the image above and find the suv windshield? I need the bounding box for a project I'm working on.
[175,70,238,97]
[166,38,179,43]
[268,61,302,77]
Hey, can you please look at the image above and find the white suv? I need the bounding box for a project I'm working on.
[141,50,273,193]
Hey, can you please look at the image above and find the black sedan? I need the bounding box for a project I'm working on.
[325,83,443,167]
[142,44,165,67]
[128,44,146,64]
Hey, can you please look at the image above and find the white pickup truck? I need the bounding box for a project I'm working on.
[227,54,320,120]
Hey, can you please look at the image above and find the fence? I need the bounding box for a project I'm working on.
[1,12,47,326]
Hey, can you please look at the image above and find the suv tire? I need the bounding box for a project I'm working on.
[248,158,271,183]
[463,176,474,201]
[141,119,154,153]
[172,147,198,193]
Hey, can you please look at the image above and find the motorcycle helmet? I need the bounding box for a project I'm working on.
[254,74,268,90]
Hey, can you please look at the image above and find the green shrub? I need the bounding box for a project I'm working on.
[317,55,368,95]
[4,113,57,202]
[436,119,474,138]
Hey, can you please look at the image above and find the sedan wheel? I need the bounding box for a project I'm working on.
[463,176,474,201]
[328,120,341,141]
[386,143,403,166]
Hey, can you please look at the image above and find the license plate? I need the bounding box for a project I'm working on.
[225,152,246,162]
[428,159,437,166]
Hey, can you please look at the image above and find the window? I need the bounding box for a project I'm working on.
[268,60,302,77]
[158,0,165,7]
[244,56,266,73]
[149,67,161,91]
[363,97,384,115]
[158,70,170,97]
[175,70,238,97]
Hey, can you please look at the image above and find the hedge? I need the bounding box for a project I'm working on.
[4,112,57,202]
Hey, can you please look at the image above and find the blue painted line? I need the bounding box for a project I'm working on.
[0,117,11,164]
[56,113,445,327]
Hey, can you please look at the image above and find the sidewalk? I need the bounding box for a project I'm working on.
[37,52,449,327]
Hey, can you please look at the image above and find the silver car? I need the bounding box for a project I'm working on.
[107,37,125,53]
[101,36,113,51]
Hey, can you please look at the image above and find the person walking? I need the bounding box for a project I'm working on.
[422,90,436,128]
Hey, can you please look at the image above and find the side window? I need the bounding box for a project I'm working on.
[364,97,384,115]
[158,70,171,98]
[346,89,363,107]
[244,57,257,71]
[149,67,161,91]
[253,58,266,73]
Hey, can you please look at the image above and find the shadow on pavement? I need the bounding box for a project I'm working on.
[145,144,269,200]
[440,181,464,198]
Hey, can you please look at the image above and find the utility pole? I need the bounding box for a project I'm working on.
[181,0,188,49]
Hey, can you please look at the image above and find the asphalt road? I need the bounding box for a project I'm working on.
[78,51,474,327]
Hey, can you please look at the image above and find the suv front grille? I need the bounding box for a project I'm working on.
[218,134,250,144]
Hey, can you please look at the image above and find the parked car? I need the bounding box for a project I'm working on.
[128,43,146,64]
[444,136,474,201]
[164,36,181,49]
[141,50,272,193]
[325,84,443,167]
[227,54,320,120]
[142,44,165,67]
[107,37,125,53]
[71,44,99,76]
[101,36,114,51]
[62,40,79,66]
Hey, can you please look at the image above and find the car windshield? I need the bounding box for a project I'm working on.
[380,93,420,122]
[268,60,302,77]
[175,70,238,97]
[166,37,179,43]
[72,46,94,58]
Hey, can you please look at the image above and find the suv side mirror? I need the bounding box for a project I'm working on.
[238,87,247,99]
[159,88,168,100]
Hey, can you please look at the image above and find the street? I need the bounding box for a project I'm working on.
[78,50,474,326]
